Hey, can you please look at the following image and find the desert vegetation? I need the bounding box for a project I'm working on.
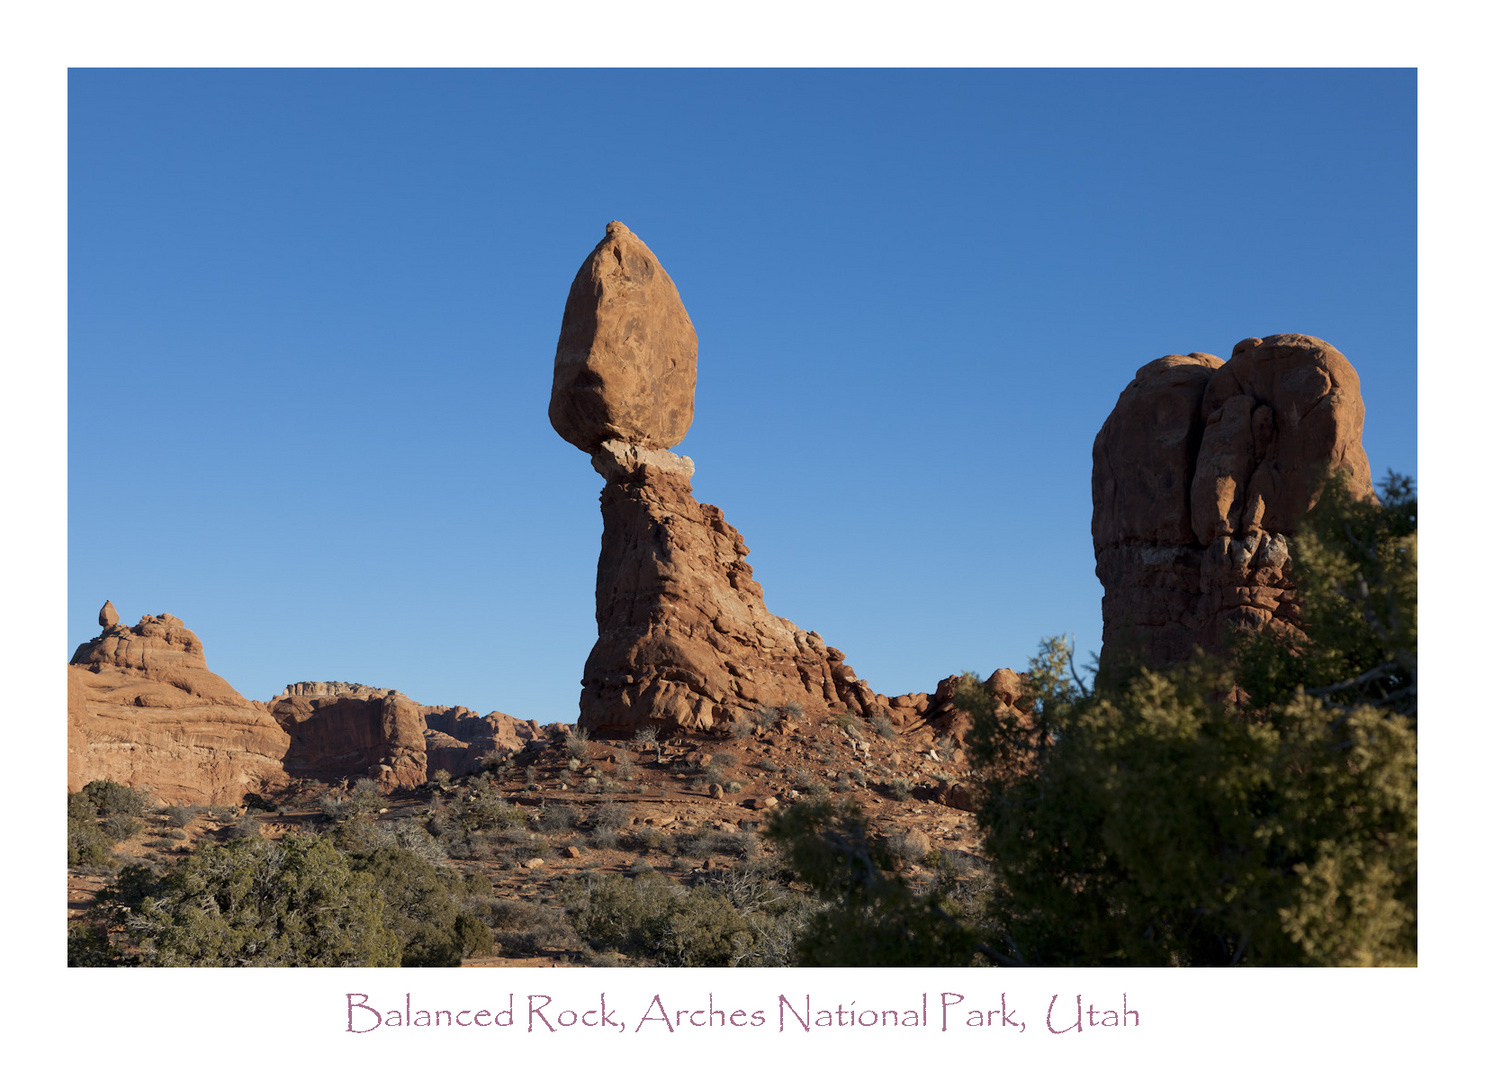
[67,473,1414,967]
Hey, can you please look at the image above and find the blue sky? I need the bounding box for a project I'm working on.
[67,69,1417,722]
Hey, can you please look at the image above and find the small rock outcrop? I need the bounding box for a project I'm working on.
[269,688,429,790]
[98,600,119,630]
[1093,334,1373,680]
[68,611,291,804]
[268,684,542,788]
[551,223,963,739]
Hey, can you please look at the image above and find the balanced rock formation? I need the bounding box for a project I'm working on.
[1093,334,1372,680]
[552,223,963,738]
[550,221,698,454]
[68,611,291,804]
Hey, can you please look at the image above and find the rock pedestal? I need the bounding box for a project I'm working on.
[1093,334,1373,681]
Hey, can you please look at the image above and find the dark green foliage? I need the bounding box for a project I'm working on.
[563,873,754,966]
[764,799,985,966]
[961,473,1417,966]
[347,848,472,966]
[82,835,402,966]
[1235,470,1416,715]
[80,780,151,817]
[967,651,1415,965]
[67,792,112,869]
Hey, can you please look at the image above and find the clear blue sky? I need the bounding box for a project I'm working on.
[67,69,1417,723]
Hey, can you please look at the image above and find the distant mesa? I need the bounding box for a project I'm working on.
[1093,333,1372,682]
[550,222,993,740]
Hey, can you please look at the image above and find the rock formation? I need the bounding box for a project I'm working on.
[268,683,540,788]
[1093,334,1372,680]
[69,609,543,800]
[98,600,119,630]
[550,221,698,454]
[552,222,975,739]
[68,612,291,804]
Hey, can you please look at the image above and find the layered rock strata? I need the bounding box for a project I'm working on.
[1093,334,1372,680]
[68,609,291,804]
[551,223,974,738]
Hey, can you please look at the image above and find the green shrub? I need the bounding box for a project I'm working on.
[81,780,151,817]
[101,813,145,842]
[350,847,473,966]
[477,898,579,957]
[84,835,401,966]
[766,799,983,966]
[563,874,753,966]
[68,794,112,869]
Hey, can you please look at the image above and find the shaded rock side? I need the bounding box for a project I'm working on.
[269,687,542,789]
[1093,334,1373,680]
[68,612,291,804]
[549,221,698,454]
[270,690,428,791]
[576,442,955,737]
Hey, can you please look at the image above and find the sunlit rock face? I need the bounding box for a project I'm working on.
[1093,334,1372,682]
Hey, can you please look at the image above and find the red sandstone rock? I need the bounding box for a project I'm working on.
[549,221,698,454]
[551,224,956,739]
[1093,334,1373,679]
[68,611,291,804]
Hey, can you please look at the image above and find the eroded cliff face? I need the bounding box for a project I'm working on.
[550,223,988,739]
[1093,334,1373,681]
[68,611,292,804]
